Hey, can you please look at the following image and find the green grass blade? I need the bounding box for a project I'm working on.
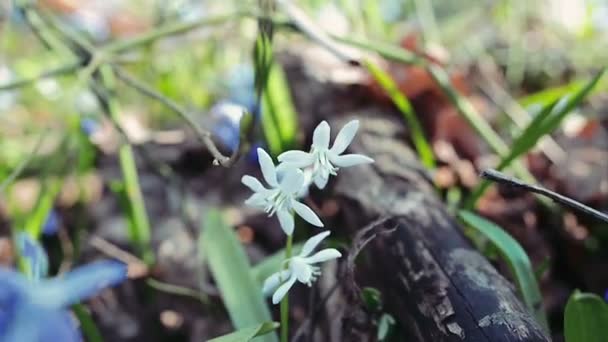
[363,59,435,168]
[254,33,298,156]
[458,211,549,331]
[72,304,103,342]
[564,290,608,342]
[99,66,154,265]
[331,35,534,185]
[201,209,277,342]
[250,243,303,285]
[425,64,532,181]
[208,322,279,342]
[466,99,560,206]
[24,178,62,239]
[538,69,605,134]
[467,69,605,207]
[263,61,299,154]
[518,73,608,108]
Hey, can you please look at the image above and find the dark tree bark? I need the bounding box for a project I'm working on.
[330,114,550,342]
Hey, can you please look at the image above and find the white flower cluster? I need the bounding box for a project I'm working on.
[242,119,373,304]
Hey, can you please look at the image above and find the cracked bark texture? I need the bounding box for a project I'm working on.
[330,114,549,342]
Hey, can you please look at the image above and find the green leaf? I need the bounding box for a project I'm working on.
[363,59,435,168]
[458,211,549,331]
[250,243,303,285]
[208,322,280,342]
[201,209,277,342]
[24,178,62,239]
[99,65,154,265]
[361,287,382,312]
[467,68,606,207]
[72,304,103,342]
[564,290,608,342]
[518,72,608,108]
[253,32,298,156]
[261,61,299,156]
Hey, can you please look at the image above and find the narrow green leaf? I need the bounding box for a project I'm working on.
[519,72,608,108]
[538,69,605,134]
[467,69,605,207]
[254,32,298,156]
[24,178,62,239]
[564,290,608,342]
[250,243,303,285]
[72,304,103,342]
[208,322,280,342]
[363,59,435,168]
[458,211,549,331]
[201,209,277,342]
[99,65,154,265]
[261,90,284,156]
[264,62,298,152]
[332,35,534,185]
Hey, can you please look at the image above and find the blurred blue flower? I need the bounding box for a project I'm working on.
[604,289,608,302]
[0,260,127,341]
[42,209,61,236]
[210,101,248,152]
[80,118,99,137]
[16,233,49,281]
[227,64,257,112]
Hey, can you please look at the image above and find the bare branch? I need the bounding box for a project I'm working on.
[113,66,252,167]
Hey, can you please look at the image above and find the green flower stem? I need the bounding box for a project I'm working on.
[99,66,154,265]
[280,234,293,342]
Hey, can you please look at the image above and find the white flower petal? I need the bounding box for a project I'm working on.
[277,209,295,235]
[329,154,374,167]
[304,248,342,264]
[272,274,297,304]
[330,120,359,155]
[244,193,268,207]
[241,175,267,193]
[279,168,305,194]
[296,169,314,198]
[262,269,292,297]
[312,121,330,149]
[278,150,315,168]
[257,148,278,187]
[313,173,329,189]
[292,260,312,283]
[300,231,331,257]
[291,201,323,227]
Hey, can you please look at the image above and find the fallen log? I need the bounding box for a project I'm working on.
[331,114,550,341]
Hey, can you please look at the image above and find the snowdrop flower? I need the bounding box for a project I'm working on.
[262,231,341,304]
[242,148,323,235]
[0,260,127,341]
[278,120,374,189]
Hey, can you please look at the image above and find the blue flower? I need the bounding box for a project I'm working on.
[16,233,49,280]
[0,260,127,341]
[80,118,99,137]
[42,209,61,236]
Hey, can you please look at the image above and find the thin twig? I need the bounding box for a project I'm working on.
[0,132,47,194]
[0,62,81,91]
[113,66,252,167]
[146,278,209,304]
[89,235,150,278]
[481,169,608,224]
[277,0,359,65]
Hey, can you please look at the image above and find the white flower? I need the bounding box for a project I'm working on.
[242,148,324,235]
[278,120,374,189]
[262,231,341,304]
